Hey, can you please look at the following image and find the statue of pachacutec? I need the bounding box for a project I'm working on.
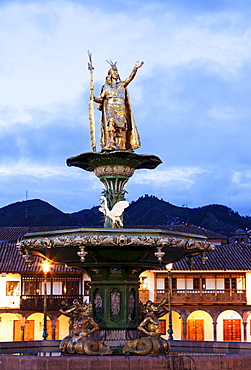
[93,59,143,151]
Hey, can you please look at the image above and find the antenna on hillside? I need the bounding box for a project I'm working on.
[25,190,28,219]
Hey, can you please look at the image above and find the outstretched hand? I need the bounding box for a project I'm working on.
[135,61,144,69]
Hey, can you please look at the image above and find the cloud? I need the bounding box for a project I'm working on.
[132,167,208,188]
[232,170,251,187]
[0,159,81,178]
[1,1,251,127]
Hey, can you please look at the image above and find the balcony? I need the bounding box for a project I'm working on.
[155,289,246,305]
[20,295,83,311]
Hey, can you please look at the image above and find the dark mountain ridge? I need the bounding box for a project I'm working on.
[0,195,250,237]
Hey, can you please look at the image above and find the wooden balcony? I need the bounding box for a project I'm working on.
[155,289,246,305]
[20,295,83,311]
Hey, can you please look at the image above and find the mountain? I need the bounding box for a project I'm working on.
[0,199,80,227]
[0,195,250,237]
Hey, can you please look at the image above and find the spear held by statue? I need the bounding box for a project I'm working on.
[87,50,96,152]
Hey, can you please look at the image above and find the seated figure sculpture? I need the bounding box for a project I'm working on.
[59,299,111,355]
[123,298,170,355]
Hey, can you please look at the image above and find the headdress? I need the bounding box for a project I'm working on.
[106,59,118,70]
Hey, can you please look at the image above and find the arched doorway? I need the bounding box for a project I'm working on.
[26,312,52,340]
[217,310,242,341]
[159,311,182,340]
[0,313,20,341]
[57,314,70,340]
[187,310,213,341]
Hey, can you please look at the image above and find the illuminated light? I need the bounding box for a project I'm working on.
[166,263,173,271]
[41,260,51,274]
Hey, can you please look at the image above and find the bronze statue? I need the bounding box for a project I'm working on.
[123,298,170,355]
[59,299,111,355]
[93,60,143,151]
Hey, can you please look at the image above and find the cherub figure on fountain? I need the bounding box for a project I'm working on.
[123,298,170,355]
[59,299,111,355]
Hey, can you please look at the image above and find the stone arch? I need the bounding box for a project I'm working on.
[0,313,21,341]
[26,312,52,340]
[187,310,214,341]
[160,310,183,340]
[216,309,243,341]
[243,311,251,342]
[56,314,70,340]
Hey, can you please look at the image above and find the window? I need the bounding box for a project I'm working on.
[23,280,37,295]
[193,278,200,290]
[6,281,20,296]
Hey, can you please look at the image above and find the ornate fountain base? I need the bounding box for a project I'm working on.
[17,227,214,355]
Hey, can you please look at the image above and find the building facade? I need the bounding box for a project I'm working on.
[1,226,251,343]
[139,234,251,342]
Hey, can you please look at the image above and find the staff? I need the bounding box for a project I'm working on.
[87,50,96,152]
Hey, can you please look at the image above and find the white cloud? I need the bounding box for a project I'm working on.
[1,1,251,127]
[232,170,251,187]
[132,167,208,187]
[0,159,81,178]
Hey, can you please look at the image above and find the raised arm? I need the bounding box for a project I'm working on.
[123,61,144,87]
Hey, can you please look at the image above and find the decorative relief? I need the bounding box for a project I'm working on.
[110,268,122,275]
[117,235,127,246]
[91,268,100,274]
[77,246,88,262]
[128,236,155,245]
[111,292,120,316]
[94,165,135,178]
[17,234,214,259]
[154,247,165,263]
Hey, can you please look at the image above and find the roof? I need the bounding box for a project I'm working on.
[125,224,228,240]
[231,229,247,235]
[0,241,81,274]
[173,242,251,271]
[0,226,79,242]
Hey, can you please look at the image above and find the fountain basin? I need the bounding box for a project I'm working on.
[1,340,251,370]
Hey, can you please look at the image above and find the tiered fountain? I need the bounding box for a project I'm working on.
[8,56,221,369]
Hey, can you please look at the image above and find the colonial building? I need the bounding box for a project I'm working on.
[0,227,90,341]
[139,230,251,342]
[1,226,251,343]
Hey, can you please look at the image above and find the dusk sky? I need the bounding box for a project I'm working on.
[1,0,251,216]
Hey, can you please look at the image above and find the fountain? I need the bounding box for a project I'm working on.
[3,55,248,369]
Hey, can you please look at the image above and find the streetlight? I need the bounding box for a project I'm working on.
[41,260,51,340]
[166,263,173,340]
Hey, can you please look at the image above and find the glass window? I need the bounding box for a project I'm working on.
[6,281,20,296]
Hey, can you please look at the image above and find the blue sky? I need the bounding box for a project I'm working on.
[1,0,251,216]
